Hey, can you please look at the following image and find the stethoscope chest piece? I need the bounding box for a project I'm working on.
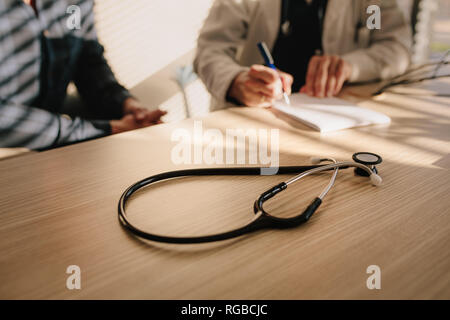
[352,152,382,177]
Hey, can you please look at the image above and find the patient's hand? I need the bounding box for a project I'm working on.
[228,65,293,107]
[300,55,352,98]
[110,110,166,134]
[122,98,166,124]
[110,98,167,134]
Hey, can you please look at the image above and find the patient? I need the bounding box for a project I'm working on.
[0,0,165,150]
[194,0,411,109]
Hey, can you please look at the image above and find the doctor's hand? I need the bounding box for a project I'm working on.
[228,65,293,107]
[300,55,352,98]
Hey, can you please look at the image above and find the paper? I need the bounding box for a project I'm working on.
[273,93,391,132]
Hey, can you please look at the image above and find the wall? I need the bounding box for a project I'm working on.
[93,0,214,89]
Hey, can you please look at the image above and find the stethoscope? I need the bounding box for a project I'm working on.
[118,152,383,244]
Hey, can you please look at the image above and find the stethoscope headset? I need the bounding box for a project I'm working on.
[118,152,383,244]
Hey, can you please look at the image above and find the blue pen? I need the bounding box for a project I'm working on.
[257,41,291,105]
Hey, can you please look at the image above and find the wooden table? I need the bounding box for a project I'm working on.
[0,148,34,161]
[0,83,449,299]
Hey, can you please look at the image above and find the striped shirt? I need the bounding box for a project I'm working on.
[0,0,131,150]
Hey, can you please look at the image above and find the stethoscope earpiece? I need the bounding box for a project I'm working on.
[310,157,322,165]
[369,173,383,186]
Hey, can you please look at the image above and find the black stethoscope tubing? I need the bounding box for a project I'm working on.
[118,165,347,244]
[118,152,382,244]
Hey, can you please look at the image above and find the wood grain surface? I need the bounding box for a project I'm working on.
[0,83,449,299]
[0,148,34,161]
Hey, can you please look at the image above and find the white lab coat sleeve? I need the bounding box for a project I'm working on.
[341,0,412,82]
[194,0,252,104]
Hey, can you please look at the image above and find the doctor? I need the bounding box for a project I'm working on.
[194,0,411,109]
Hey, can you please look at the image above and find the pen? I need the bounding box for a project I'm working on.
[257,41,291,105]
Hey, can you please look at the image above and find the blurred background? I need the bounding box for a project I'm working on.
[93,0,214,122]
[91,0,449,121]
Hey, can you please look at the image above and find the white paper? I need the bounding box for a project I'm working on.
[273,94,391,132]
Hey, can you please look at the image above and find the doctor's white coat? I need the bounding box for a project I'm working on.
[194,0,412,109]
